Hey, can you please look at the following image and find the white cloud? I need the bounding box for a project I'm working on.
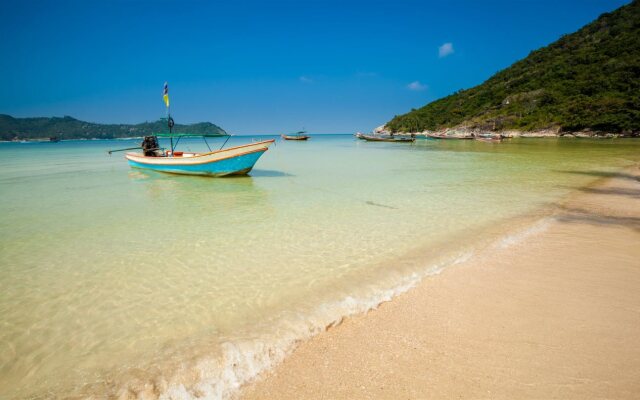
[407,81,428,91]
[299,76,313,83]
[438,42,454,58]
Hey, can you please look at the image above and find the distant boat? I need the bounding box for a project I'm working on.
[427,133,474,140]
[281,131,310,140]
[574,133,616,139]
[475,133,503,142]
[49,136,60,142]
[520,133,553,138]
[359,134,415,143]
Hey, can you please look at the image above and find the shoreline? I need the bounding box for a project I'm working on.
[374,125,639,139]
[391,130,639,139]
[3,132,640,143]
[239,164,640,399]
[73,208,574,400]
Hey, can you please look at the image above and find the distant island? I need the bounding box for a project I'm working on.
[385,0,640,136]
[0,114,227,141]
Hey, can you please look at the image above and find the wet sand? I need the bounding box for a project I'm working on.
[240,166,640,399]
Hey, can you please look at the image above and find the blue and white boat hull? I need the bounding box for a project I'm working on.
[125,140,274,176]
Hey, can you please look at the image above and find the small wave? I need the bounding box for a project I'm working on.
[493,218,552,249]
[145,252,473,400]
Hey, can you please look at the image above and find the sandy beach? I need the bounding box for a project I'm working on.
[240,166,640,399]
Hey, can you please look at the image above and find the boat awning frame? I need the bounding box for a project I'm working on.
[154,132,231,154]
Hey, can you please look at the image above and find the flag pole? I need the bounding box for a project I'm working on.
[163,82,174,153]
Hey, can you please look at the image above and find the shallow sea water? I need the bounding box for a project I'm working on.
[1,135,639,398]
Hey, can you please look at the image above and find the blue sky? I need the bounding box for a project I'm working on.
[0,0,630,133]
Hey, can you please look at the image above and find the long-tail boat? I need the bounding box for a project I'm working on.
[475,133,504,142]
[427,133,474,140]
[281,131,310,140]
[359,134,415,143]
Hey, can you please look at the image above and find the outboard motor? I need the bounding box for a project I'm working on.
[141,135,161,157]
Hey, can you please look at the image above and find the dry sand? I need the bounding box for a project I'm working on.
[240,166,640,399]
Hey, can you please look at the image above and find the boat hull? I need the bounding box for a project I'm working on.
[125,140,274,176]
[360,134,415,142]
[427,134,474,140]
[281,135,309,140]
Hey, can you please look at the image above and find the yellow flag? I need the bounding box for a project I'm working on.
[163,82,170,107]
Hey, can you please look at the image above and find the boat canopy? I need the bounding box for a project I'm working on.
[154,132,230,138]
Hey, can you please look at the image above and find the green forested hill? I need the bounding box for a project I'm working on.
[0,114,227,141]
[386,0,640,133]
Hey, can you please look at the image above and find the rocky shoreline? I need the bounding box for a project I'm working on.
[375,125,640,139]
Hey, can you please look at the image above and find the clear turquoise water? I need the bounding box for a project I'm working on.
[1,135,639,398]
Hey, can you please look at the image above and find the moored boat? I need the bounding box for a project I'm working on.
[360,134,415,143]
[124,134,274,176]
[281,131,310,140]
[475,133,503,142]
[109,82,274,176]
[427,133,474,140]
[574,133,616,139]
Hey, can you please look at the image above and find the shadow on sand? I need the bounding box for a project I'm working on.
[556,205,640,232]
[578,186,640,199]
[555,169,640,182]
[552,168,640,231]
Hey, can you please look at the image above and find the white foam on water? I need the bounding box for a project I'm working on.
[148,252,474,400]
[493,217,553,249]
[54,220,550,400]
